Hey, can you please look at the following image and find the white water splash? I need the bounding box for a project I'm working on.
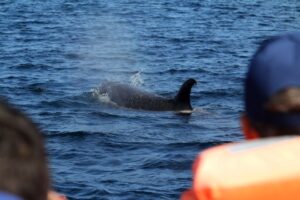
[175,107,209,115]
[91,88,116,106]
[193,107,210,114]
[130,71,144,87]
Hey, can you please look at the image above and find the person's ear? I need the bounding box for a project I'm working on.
[241,115,259,140]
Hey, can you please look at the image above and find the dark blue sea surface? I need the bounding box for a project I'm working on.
[1,0,300,199]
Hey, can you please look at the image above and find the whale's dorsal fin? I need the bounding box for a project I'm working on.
[174,78,197,110]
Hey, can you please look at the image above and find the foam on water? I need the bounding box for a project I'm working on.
[130,71,144,87]
[90,87,117,107]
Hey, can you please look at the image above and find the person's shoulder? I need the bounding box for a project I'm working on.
[184,136,300,200]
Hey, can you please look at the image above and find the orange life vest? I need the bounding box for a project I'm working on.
[181,136,300,200]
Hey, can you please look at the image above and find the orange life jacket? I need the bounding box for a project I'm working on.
[181,136,300,200]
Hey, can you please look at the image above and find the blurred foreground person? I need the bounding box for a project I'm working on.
[181,32,300,200]
[0,100,66,200]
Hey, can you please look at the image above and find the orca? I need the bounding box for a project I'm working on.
[98,78,196,113]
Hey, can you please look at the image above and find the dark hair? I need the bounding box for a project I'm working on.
[0,100,49,200]
[251,88,300,137]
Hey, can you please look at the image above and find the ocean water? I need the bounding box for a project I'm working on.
[1,0,300,199]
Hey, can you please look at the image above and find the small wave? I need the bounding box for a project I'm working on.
[192,107,210,114]
[89,111,128,119]
[13,63,51,70]
[40,98,88,109]
[167,141,224,149]
[64,53,84,60]
[26,83,45,93]
[200,88,243,98]
[47,130,111,138]
[142,67,208,75]
[141,158,191,171]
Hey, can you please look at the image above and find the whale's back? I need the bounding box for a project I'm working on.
[98,78,196,111]
[99,82,175,111]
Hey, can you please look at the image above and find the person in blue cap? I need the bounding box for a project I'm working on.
[0,100,66,200]
[181,32,300,200]
[242,32,300,139]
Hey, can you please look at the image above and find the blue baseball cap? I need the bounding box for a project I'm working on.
[245,32,300,127]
